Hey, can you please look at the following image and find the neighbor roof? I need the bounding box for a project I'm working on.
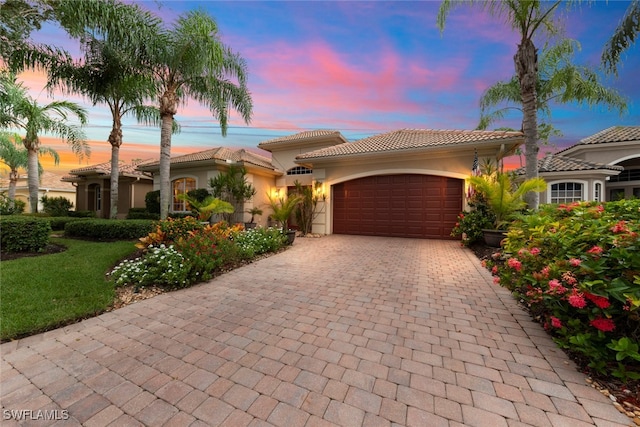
[557,126,640,155]
[137,147,275,171]
[258,130,347,150]
[296,128,523,160]
[63,160,152,181]
[1,171,75,191]
[515,153,624,175]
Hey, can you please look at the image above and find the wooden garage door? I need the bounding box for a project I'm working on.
[332,174,462,239]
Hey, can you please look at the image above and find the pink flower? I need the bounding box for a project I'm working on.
[507,258,522,271]
[541,266,551,278]
[518,248,528,257]
[568,289,587,308]
[493,276,500,285]
[491,266,498,274]
[530,247,540,256]
[550,316,563,328]
[569,258,581,267]
[548,279,567,295]
[590,317,615,332]
[610,220,628,234]
[562,271,578,286]
[587,246,603,255]
[584,292,611,309]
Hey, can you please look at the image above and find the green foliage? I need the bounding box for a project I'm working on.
[267,193,303,231]
[126,208,159,220]
[187,188,210,202]
[484,200,640,380]
[145,190,160,214]
[246,207,263,223]
[469,172,546,228]
[173,228,238,283]
[40,195,73,216]
[0,216,51,252]
[209,165,256,223]
[177,193,234,221]
[109,244,190,290]
[64,219,154,240]
[0,193,25,215]
[450,196,495,245]
[68,210,96,218]
[46,216,84,231]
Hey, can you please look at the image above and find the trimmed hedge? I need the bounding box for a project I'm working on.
[64,219,155,240]
[127,208,160,220]
[47,216,86,231]
[0,216,51,253]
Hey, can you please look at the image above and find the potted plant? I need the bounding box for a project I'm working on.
[245,207,263,229]
[267,193,303,244]
[177,193,235,223]
[469,172,546,247]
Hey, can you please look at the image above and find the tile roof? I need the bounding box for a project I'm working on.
[0,171,75,191]
[258,130,346,149]
[514,154,624,175]
[137,147,275,170]
[296,128,523,160]
[65,160,152,180]
[577,126,640,145]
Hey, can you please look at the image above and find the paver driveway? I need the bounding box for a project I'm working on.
[1,236,632,426]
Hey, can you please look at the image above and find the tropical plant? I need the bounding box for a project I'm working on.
[140,10,253,219]
[602,0,640,76]
[0,132,58,199]
[176,193,234,222]
[469,172,546,229]
[40,195,73,216]
[267,193,303,231]
[0,192,25,215]
[291,180,325,236]
[246,207,263,224]
[1,72,88,213]
[209,165,257,223]
[477,39,627,141]
[438,0,566,209]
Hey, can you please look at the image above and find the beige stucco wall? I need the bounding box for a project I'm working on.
[564,142,639,165]
[7,187,76,213]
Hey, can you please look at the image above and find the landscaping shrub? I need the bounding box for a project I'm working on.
[47,216,85,231]
[450,194,495,245]
[484,200,640,380]
[187,188,211,202]
[145,190,160,214]
[109,244,190,289]
[137,216,205,248]
[68,210,96,218]
[0,194,25,215]
[234,226,287,258]
[0,216,51,252]
[126,208,160,220]
[65,219,154,240]
[173,227,239,282]
[40,195,73,216]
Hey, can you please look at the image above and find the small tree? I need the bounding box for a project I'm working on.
[267,193,302,231]
[291,180,325,236]
[209,165,256,224]
[40,195,73,216]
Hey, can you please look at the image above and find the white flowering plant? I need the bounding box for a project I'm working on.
[109,244,191,289]
[234,227,287,259]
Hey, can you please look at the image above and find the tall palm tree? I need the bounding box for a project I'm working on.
[477,39,628,140]
[438,0,565,209]
[3,74,88,213]
[0,131,59,199]
[602,0,639,75]
[143,10,253,219]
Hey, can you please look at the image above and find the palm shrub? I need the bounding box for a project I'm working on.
[484,200,640,380]
[177,193,234,222]
[469,172,546,229]
[267,193,303,231]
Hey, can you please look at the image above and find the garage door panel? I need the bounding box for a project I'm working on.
[333,174,462,239]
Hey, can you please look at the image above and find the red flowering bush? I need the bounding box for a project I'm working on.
[484,199,640,380]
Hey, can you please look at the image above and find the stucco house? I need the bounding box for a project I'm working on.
[136,147,280,226]
[62,160,153,218]
[259,129,523,239]
[0,171,75,212]
[516,126,639,203]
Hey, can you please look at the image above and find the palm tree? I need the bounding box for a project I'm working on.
[3,74,88,213]
[143,10,253,219]
[602,0,639,75]
[438,0,565,209]
[477,39,628,141]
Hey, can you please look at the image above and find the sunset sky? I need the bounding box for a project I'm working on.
[5,0,639,176]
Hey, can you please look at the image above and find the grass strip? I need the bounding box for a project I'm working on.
[1,238,137,341]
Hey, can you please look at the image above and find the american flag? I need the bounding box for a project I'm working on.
[466,149,480,199]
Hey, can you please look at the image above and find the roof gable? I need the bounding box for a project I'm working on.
[558,126,640,155]
[296,128,523,160]
[515,154,624,175]
[137,147,275,171]
[65,160,152,180]
[258,130,347,151]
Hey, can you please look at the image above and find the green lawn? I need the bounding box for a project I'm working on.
[1,238,138,341]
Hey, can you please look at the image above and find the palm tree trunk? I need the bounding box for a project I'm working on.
[159,90,177,220]
[8,169,18,200]
[108,121,122,219]
[515,38,540,210]
[27,146,39,213]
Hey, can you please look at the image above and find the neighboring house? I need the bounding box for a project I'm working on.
[0,171,75,212]
[516,126,639,203]
[136,147,280,226]
[62,160,153,219]
[259,129,524,239]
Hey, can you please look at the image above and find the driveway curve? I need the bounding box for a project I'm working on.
[1,236,632,426]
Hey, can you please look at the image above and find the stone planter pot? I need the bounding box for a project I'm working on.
[482,229,507,248]
[285,230,296,245]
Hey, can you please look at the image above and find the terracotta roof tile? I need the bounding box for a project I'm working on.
[258,130,345,148]
[66,160,152,179]
[515,154,623,175]
[137,147,274,170]
[0,171,75,190]
[577,126,640,145]
[296,128,523,160]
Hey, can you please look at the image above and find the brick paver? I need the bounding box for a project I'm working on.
[1,236,632,426]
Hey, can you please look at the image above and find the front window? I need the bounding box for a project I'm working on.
[551,182,583,204]
[594,183,601,202]
[172,178,196,211]
[287,166,312,175]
